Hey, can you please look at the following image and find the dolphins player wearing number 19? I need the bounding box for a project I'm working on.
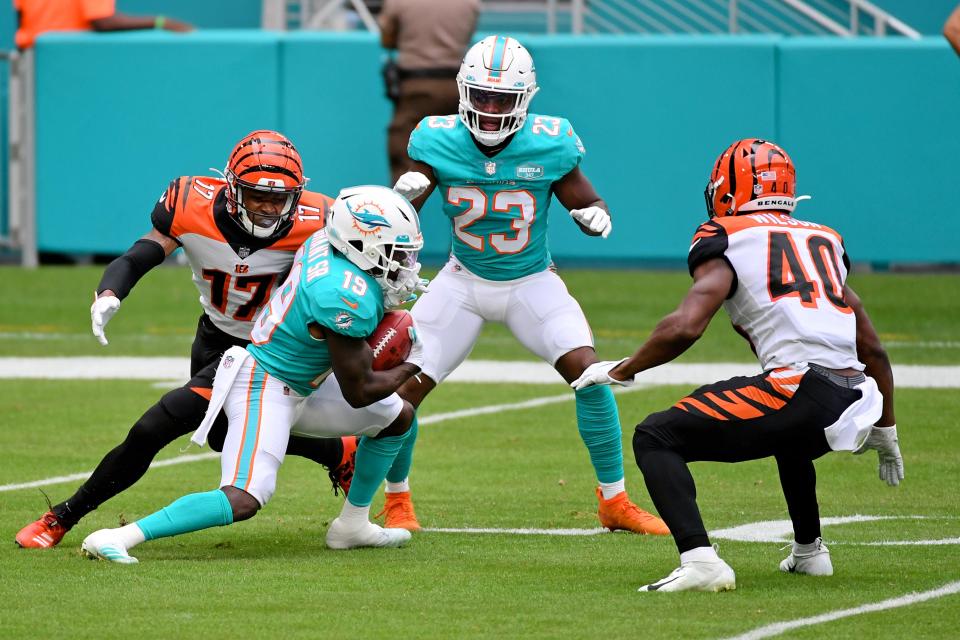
[386,35,668,535]
[80,186,427,563]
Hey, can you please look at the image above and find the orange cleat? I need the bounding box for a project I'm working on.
[375,491,421,532]
[596,488,670,536]
[15,511,70,548]
[328,436,358,497]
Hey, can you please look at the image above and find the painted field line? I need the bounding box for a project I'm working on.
[2,358,959,388]
[425,527,606,536]
[2,386,644,493]
[720,580,960,640]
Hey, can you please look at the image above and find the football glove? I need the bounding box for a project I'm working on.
[570,359,634,391]
[393,171,431,201]
[383,262,430,309]
[853,425,904,487]
[404,317,424,370]
[91,294,121,346]
[570,206,612,238]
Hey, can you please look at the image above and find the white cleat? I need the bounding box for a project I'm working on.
[780,537,833,576]
[80,529,139,565]
[325,517,412,550]
[639,559,736,593]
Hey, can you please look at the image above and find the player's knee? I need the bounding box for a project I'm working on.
[376,400,415,438]
[221,486,261,522]
[126,401,182,451]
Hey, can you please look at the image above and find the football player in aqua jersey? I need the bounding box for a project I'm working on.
[16,131,358,550]
[385,35,669,535]
[81,186,428,563]
[572,139,901,592]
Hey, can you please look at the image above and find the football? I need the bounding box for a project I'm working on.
[367,310,414,371]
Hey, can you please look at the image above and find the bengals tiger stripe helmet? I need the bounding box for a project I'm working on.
[704,139,797,218]
[224,130,305,238]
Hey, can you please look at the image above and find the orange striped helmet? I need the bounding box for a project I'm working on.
[704,139,796,218]
[224,130,305,238]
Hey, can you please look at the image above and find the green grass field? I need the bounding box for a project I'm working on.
[1,267,958,639]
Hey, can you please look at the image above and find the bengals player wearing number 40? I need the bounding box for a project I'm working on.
[572,139,904,593]
[385,35,668,535]
[16,131,362,549]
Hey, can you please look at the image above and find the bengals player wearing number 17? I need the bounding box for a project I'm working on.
[16,131,357,549]
[572,139,904,592]
[386,35,668,535]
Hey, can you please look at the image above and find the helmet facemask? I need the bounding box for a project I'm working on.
[457,81,537,146]
[227,174,303,238]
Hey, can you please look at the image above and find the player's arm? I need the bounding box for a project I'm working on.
[321,325,421,408]
[91,12,192,33]
[571,258,732,388]
[379,0,398,49]
[845,285,895,426]
[552,167,612,238]
[393,160,438,210]
[945,4,960,57]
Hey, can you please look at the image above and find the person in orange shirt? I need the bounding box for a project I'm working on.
[14,0,192,49]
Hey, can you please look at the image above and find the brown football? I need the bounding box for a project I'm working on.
[366,310,414,371]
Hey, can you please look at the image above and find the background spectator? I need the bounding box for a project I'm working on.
[14,0,191,49]
[379,0,479,183]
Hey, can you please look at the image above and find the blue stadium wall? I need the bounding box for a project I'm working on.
[24,32,960,265]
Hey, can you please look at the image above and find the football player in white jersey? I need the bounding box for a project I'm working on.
[573,138,902,593]
[16,131,355,550]
[385,35,668,536]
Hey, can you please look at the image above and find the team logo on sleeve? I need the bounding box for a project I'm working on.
[333,312,354,330]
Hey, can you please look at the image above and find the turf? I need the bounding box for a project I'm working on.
[1,267,958,639]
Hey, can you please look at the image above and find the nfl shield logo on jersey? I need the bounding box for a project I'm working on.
[237,246,251,259]
[484,161,497,176]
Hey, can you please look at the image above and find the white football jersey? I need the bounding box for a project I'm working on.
[151,176,330,339]
[688,212,861,371]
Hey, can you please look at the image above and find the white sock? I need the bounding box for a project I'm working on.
[338,500,371,526]
[598,478,626,500]
[385,479,410,494]
[119,524,147,550]
[680,545,720,564]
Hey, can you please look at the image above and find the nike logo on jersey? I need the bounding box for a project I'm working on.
[340,297,359,310]
[689,237,703,252]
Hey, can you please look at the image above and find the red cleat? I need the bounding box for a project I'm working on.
[328,436,358,497]
[15,511,69,548]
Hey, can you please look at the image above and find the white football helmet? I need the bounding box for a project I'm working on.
[327,185,424,303]
[457,35,539,146]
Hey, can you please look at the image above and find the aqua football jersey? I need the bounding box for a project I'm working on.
[407,113,585,281]
[248,230,383,396]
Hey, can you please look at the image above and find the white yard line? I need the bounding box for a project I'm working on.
[2,358,959,387]
[719,580,960,640]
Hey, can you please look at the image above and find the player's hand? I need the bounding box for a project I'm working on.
[404,317,424,370]
[853,425,904,486]
[90,293,121,346]
[393,172,431,201]
[570,359,634,391]
[570,206,612,238]
[384,263,429,308]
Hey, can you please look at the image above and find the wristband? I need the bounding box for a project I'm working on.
[154,15,166,29]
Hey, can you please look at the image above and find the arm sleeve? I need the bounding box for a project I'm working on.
[561,119,586,175]
[96,239,167,299]
[840,238,851,272]
[150,179,181,238]
[306,283,382,339]
[406,119,432,163]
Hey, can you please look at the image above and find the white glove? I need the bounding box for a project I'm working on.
[404,317,424,370]
[393,171,431,201]
[90,294,121,346]
[854,425,904,487]
[383,263,430,308]
[570,206,612,238]
[570,359,634,391]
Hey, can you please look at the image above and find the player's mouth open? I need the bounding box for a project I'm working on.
[478,117,500,131]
